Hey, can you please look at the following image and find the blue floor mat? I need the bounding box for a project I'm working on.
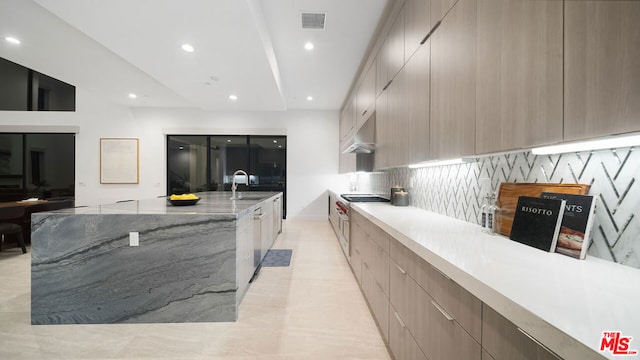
[261,249,292,267]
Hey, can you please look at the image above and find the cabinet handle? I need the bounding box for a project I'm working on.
[420,20,442,45]
[431,300,454,321]
[432,265,451,281]
[394,262,407,275]
[382,80,392,91]
[394,312,406,328]
[362,110,368,116]
[517,328,562,360]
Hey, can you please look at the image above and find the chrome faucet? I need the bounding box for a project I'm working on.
[231,169,249,200]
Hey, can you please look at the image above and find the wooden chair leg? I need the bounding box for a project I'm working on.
[17,232,27,254]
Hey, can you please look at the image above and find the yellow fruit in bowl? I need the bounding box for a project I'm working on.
[170,193,199,201]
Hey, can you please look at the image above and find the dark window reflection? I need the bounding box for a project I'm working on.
[167,135,286,216]
[0,133,75,201]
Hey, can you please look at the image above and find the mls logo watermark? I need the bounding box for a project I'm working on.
[600,331,638,356]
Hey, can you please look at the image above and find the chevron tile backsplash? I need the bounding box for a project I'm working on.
[347,147,640,269]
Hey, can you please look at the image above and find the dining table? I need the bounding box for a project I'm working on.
[0,199,74,244]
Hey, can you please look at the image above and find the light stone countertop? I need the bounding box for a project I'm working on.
[351,202,640,360]
[49,192,281,218]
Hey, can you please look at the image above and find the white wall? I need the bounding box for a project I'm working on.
[0,88,341,219]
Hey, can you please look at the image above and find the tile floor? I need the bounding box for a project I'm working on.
[0,220,390,359]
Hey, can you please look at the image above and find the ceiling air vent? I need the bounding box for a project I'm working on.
[301,12,326,30]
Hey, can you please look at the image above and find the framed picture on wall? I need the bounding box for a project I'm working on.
[100,138,139,184]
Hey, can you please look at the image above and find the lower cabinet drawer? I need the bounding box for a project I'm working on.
[390,307,428,360]
[350,245,363,285]
[362,263,389,343]
[482,304,562,360]
[426,297,482,360]
[391,258,480,360]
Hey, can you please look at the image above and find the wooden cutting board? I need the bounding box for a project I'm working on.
[495,183,590,236]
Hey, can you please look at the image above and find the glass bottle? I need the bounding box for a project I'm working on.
[487,195,496,234]
[487,192,501,235]
[492,192,502,236]
[480,195,489,232]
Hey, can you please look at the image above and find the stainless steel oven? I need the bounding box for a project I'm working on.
[335,200,350,258]
[334,194,389,259]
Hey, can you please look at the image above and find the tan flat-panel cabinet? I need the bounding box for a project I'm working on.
[339,96,357,174]
[390,308,428,360]
[426,297,482,360]
[430,0,476,160]
[352,211,390,343]
[361,263,390,342]
[375,66,410,170]
[482,305,561,360]
[387,5,406,84]
[375,85,390,169]
[406,42,430,164]
[564,1,640,141]
[376,44,389,98]
[375,5,405,100]
[339,96,356,143]
[356,60,376,128]
[432,0,460,22]
[349,218,364,284]
[387,66,410,167]
[405,0,431,60]
[475,0,563,154]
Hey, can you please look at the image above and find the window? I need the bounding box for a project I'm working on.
[0,133,75,201]
[167,135,286,216]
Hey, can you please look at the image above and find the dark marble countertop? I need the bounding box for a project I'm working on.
[46,191,282,218]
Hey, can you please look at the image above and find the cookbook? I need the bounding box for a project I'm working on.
[541,192,597,259]
[509,196,566,252]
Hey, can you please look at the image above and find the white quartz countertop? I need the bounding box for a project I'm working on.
[351,202,640,360]
[49,192,281,218]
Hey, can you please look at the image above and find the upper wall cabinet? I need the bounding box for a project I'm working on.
[564,1,640,141]
[356,59,377,128]
[339,95,357,144]
[475,0,563,155]
[430,0,476,160]
[432,0,460,22]
[377,5,406,99]
[406,42,431,165]
[405,0,431,61]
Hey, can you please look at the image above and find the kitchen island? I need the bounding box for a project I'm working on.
[30,191,282,325]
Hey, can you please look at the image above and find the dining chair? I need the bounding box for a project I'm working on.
[0,206,27,254]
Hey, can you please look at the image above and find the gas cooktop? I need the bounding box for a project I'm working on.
[340,194,390,203]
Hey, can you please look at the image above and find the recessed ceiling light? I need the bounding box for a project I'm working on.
[5,37,20,45]
[229,94,238,101]
[278,145,282,148]
[304,42,314,50]
[306,96,313,101]
[181,43,195,53]
[227,139,232,143]
[273,140,278,143]
[128,93,137,99]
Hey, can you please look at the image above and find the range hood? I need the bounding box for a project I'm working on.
[342,114,376,154]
